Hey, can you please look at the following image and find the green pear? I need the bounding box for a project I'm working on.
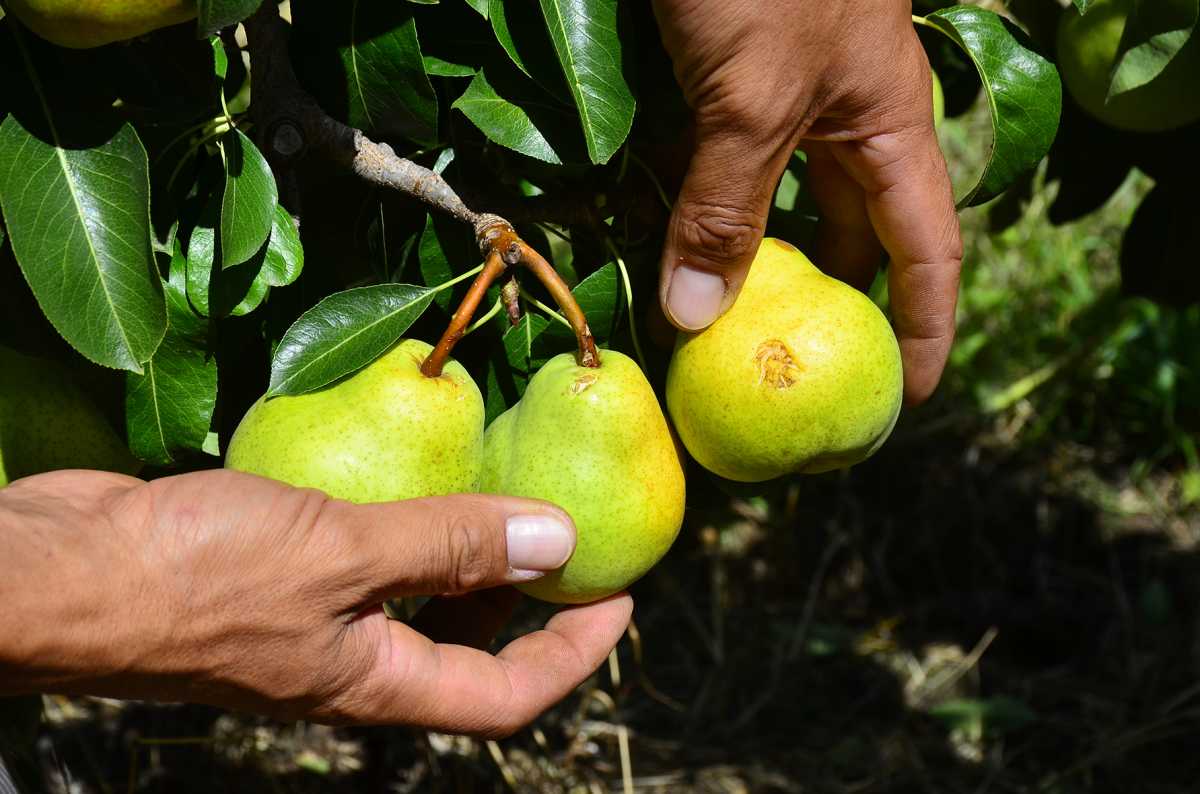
[666,238,902,483]
[226,339,483,502]
[5,0,196,49]
[0,345,140,485]
[482,350,685,604]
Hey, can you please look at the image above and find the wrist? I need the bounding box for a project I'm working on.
[0,472,161,696]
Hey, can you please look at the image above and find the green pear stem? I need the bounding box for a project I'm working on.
[421,249,508,378]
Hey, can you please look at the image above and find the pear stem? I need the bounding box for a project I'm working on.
[517,241,599,368]
[421,249,509,378]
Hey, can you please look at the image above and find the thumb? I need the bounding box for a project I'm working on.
[326,494,577,599]
[659,122,793,331]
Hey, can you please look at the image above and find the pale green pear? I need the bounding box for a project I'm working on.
[0,345,140,486]
[666,238,902,483]
[226,339,483,502]
[482,350,686,604]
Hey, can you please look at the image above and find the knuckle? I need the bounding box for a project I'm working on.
[443,512,499,592]
[674,201,762,267]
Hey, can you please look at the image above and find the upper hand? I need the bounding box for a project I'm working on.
[653,0,963,403]
[0,469,631,736]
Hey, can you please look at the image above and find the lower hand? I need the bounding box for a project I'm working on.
[0,469,631,736]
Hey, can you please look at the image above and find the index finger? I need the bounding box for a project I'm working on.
[363,593,633,736]
[830,123,963,404]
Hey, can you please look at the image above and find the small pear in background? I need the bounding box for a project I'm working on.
[5,0,197,49]
[0,345,141,486]
[483,350,686,604]
[667,238,903,483]
[226,339,484,502]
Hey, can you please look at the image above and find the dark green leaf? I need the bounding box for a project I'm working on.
[929,697,1036,736]
[1073,0,1092,12]
[538,0,635,164]
[489,0,569,100]
[261,204,303,287]
[453,70,564,163]
[924,6,1062,207]
[1109,0,1198,99]
[419,212,479,309]
[210,36,228,79]
[0,116,165,372]
[198,0,264,36]
[291,0,438,144]
[185,197,269,318]
[220,129,277,269]
[126,245,218,465]
[504,312,551,374]
[424,54,477,77]
[465,0,490,17]
[269,284,435,396]
[544,261,620,346]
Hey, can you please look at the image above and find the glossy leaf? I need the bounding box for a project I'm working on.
[261,204,303,287]
[220,130,277,269]
[465,0,489,17]
[198,0,264,36]
[126,245,218,466]
[490,0,569,100]
[453,70,564,163]
[538,0,635,164]
[419,212,479,310]
[0,117,165,372]
[923,6,1062,207]
[185,198,269,318]
[1108,0,1198,99]
[292,0,438,143]
[504,312,552,374]
[269,284,435,396]
[543,261,620,346]
[424,55,477,77]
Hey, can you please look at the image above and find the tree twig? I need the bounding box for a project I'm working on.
[242,4,601,372]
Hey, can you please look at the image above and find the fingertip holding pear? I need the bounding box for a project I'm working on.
[482,350,686,605]
[225,339,485,503]
[666,238,903,483]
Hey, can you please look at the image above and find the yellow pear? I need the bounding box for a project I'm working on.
[666,238,902,483]
[0,345,140,485]
[482,350,685,604]
[5,0,196,49]
[226,339,484,502]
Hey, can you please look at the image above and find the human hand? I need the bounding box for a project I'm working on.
[652,0,963,403]
[0,469,631,736]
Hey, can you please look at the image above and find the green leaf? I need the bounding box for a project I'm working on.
[465,0,490,17]
[1073,0,1092,12]
[489,0,569,100]
[261,204,303,287]
[210,36,229,80]
[185,196,270,318]
[543,261,619,346]
[504,312,552,374]
[419,212,479,310]
[538,0,635,164]
[453,70,564,163]
[220,129,277,269]
[922,6,1062,207]
[126,244,218,466]
[0,116,166,372]
[424,54,477,77]
[198,0,264,36]
[269,284,435,396]
[1108,0,1198,100]
[292,0,438,143]
[929,696,1036,737]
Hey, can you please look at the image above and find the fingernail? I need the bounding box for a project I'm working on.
[506,514,574,576]
[666,265,726,330]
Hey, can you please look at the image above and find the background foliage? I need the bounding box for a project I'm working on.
[1,0,1199,791]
